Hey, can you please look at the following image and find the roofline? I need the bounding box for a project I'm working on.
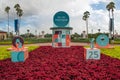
[0,30,7,33]
[50,27,73,30]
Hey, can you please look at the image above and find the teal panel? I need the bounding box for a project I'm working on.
[54,38,59,42]
[62,35,66,38]
[11,51,24,62]
[61,39,66,43]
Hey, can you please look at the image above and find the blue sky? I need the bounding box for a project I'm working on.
[0,0,120,35]
[91,0,120,10]
[91,2,107,10]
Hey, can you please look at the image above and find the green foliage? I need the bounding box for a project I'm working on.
[0,41,12,45]
[44,34,52,38]
[71,33,81,39]
[24,38,52,44]
[28,46,39,52]
[88,33,109,39]
[71,38,89,43]
[112,39,120,44]
[101,46,120,59]
[20,33,35,38]
[0,46,11,60]
[0,38,52,45]
[0,46,39,60]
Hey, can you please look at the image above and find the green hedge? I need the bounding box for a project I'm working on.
[24,38,52,44]
[0,38,52,45]
[71,38,89,43]
[1,37,120,44]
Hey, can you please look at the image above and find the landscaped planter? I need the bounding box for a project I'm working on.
[0,46,120,79]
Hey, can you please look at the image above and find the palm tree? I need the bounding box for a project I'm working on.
[106,4,110,20]
[27,29,30,38]
[98,29,100,33]
[17,8,23,36]
[14,4,20,13]
[5,6,10,38]
[42,31,45,38]
[18,8,23,18]
[82,11,90,38]
[106,2,115,39]
[14,4,23,36]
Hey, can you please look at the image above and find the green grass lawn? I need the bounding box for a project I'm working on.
[101,46,120,59]
[85,46,120,59]
[0,46,39,60]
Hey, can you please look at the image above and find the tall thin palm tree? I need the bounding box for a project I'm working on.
[98,29,100,33]
[17,8,23,36]
[106,2,115,39]
[82,11,90,38]
[14,4,20,16]
[5,6,10,38]
[106,4,110,19]
[14,4,23,36]
[27,29,30,38]
[42,31,45,38]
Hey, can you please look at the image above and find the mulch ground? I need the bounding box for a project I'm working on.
[0,46,120,80]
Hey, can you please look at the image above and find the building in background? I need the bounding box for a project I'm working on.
[0,30,7,40]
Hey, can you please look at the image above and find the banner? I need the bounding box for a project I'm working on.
[14,19,19,32]
[109,18,114,32]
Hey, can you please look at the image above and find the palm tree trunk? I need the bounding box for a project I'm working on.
[16,15,19,36]
[8,13,9,38]
[86,19,88,38]
[18,17,21,36]
[112,11,114,39]
[109,11,111,39]
[109,10,110,18]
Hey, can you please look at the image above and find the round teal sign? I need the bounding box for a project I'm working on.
[96,34,109,46]
[53,11,69,27]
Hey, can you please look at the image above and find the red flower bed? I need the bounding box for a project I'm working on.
[0,46,120,80]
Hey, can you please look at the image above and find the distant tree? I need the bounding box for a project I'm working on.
[27,29,30,38]
[82,11,90,38]
[45,33,52,38]
[27,29,30,33]
[98,29,100,33]
[20,33,35,38]
[42,31,45,35]
[71,33,80,39]
[5,6,10,37]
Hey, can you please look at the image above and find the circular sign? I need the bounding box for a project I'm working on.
[53,11,69,27]
[96,34,109,46]
[12,36,24,48]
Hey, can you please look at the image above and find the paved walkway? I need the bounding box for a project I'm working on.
[0,42,117,47]
[23,42,90,47]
